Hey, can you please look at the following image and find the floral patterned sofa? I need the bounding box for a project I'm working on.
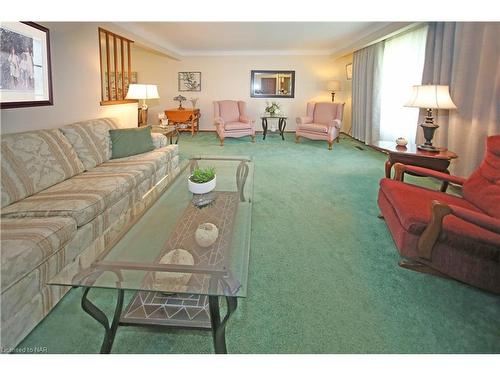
[0,118,180,351]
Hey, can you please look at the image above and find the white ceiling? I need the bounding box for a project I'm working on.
[117,22,396,56]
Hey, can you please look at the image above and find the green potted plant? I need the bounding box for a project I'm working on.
[188,166,216,194]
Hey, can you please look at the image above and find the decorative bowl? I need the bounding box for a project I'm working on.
[154,249,194,289]
[195,223,219,248]
[396,137,408,146]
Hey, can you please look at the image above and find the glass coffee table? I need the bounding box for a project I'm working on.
[49,156,253,354]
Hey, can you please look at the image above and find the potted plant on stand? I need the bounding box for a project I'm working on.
[188,166,216,194]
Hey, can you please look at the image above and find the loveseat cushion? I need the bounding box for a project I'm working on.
[379,178,500,250]
[1,146,178,227]
[298,123,329,133]
[104,144,178,172]
[225,121,253,131]
[1,129,85,208]
[1,217,77,291]
[1,168,143,227]
[60,118,120,170]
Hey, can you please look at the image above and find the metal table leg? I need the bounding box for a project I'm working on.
[208,295,238,354]
[278,118,286,140]
[81,287,124,354]
[262,118,268,140]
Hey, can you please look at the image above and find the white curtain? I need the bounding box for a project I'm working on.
[419,22,500,177]
[351,42,384,144]
[379,26,428,142]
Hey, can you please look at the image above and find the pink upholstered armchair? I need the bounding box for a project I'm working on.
[213,100,255,146]
[295,102,345,150]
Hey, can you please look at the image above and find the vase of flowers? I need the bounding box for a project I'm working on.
[188,166,216,194]
[265,101,281,116]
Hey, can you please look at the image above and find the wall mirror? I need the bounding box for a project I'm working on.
[98,27,135,105]
[250,70,295,98]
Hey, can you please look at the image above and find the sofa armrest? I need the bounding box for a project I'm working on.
[151,133,168,149]
[296,116,313,125]
[417,201,500,260]
[394,163,466,186]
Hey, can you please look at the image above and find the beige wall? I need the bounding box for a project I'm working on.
[1,22,137,134]
[331,54,353,134]
[133,46,353,132]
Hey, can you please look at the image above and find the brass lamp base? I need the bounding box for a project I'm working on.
[138,107,148,126]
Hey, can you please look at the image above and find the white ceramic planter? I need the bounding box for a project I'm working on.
[188,175,216,194]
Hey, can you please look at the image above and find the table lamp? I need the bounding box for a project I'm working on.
[326,80,341,102]
[405,84,457,152]
[126,84,160,126]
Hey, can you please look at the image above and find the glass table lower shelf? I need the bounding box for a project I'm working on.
[48,155,254,353]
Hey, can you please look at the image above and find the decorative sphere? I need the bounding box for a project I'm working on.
[195,223,219,248]
[154,249,194,290]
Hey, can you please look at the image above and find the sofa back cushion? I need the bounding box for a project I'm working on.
[1,129,85,208]
[60,118,120,170]
[216,100,240,123]
[463,135,500,218]
[313,102,344,125]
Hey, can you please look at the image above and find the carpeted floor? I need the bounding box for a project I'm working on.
[17,132,500,354]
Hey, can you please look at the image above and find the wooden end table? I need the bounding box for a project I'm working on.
[165,108,200,136]
[372,141,458,192]
[151,125,180,144]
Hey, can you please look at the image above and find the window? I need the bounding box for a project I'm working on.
[379,26,428,142]
[98,28,135,105]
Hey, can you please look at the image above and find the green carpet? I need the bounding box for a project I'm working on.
[17,132,500,354]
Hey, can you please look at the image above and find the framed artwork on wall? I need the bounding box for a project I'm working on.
[0,22,53,109]
[346,63,353,80]
[178,72,201,92]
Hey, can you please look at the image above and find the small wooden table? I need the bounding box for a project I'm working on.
[372,141,458,192]
[151,125,179,144]
[260,115,287,140]
[165,108,200,136]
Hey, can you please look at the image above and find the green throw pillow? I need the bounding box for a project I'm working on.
[109,126,155,159]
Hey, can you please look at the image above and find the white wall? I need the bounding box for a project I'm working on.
[1,22,137,134]
[133,47,353,132]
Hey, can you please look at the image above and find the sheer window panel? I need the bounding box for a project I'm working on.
[379,26,428,142]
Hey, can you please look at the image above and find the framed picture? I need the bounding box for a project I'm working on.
[346,63,353,80]
[178,72,201,92]
[0,22,53,109]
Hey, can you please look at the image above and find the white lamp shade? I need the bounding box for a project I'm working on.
[125,84,160,100]
[327,80,341,92]
[405,85,457,109]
